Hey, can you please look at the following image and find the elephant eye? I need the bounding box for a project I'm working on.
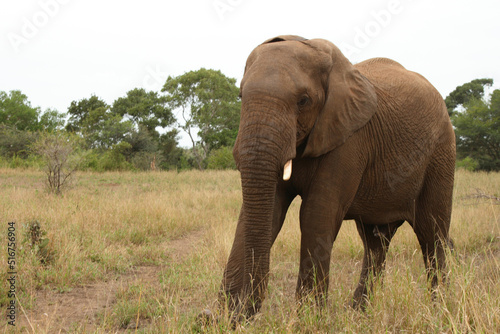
[297,96,310,110]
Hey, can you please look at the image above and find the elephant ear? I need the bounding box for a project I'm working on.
[303,40,378,158]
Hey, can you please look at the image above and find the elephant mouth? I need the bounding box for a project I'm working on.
[283,160,292,181]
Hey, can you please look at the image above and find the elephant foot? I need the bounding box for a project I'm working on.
[351,296,369,311]
[351,287,370,311]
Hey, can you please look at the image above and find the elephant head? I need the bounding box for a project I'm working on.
[224,35,378,317]
[234,35,377,163]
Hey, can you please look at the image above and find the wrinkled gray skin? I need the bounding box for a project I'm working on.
[211,35,455,321]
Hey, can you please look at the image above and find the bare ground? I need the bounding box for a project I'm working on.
[12,229,206,333]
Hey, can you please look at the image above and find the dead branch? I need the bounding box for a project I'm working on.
[462,188,500,204]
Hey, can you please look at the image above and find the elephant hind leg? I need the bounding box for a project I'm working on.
[412,212,452,295]
[412,164,454,295]
[352,220,403,309]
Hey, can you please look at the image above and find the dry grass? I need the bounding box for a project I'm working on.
[0,168,498,333]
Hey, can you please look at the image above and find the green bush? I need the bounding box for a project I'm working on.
[98,142,134,171]
[206,146,236,170]
[0,124,38,158]
[130,151,161,171]
[0,154,43,169]
[77,150,101,171]
[456,157,479,171]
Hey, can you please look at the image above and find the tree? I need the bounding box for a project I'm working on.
[111,88,175,138]
[0,91,66,159]
[162,68,240,169]
[66,95,108,132]
[122,124,159,170]
[0,90,40,131]
[80,106,133,150]
[451,89,500,171]
[158,129,187,170]
[39,108,66,132]
[66,95,133,149]
[445,78,493,116]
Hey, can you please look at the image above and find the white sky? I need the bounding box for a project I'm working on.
[1,0,499,146]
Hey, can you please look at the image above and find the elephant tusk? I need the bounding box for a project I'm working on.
[283,160,292,181]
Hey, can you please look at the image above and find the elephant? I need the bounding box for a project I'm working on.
[210,35,456,321]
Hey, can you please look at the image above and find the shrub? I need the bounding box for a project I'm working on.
[456,157,479,171]
[98,142,134,171]
[0,124,38,158]
[31,131,79,194]
[23,220,56,265]
[130,151,161,171]
[207,146,236,170]
[77,150,101,171]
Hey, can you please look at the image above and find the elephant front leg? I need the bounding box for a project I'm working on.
[296,232,337,306]
[296,200,343,306]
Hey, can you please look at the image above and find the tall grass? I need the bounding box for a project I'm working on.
[0,168,498,333]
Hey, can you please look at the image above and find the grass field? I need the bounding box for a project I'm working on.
[0,168,499,333]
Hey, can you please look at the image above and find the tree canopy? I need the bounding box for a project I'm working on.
[111,88,175,138]
[451,88,500,171]
[445,78,493,116]
[0,90,64,132]
[80,106,134,150]
[162,68,240,169]
[0,90,40,131]
[66,95,109,133]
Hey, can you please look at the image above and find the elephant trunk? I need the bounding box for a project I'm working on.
[224,106,295,316]
[238,167,276,314]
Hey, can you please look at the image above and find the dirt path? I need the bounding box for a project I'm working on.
[14,229,206,333]
[166,229,206,262]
